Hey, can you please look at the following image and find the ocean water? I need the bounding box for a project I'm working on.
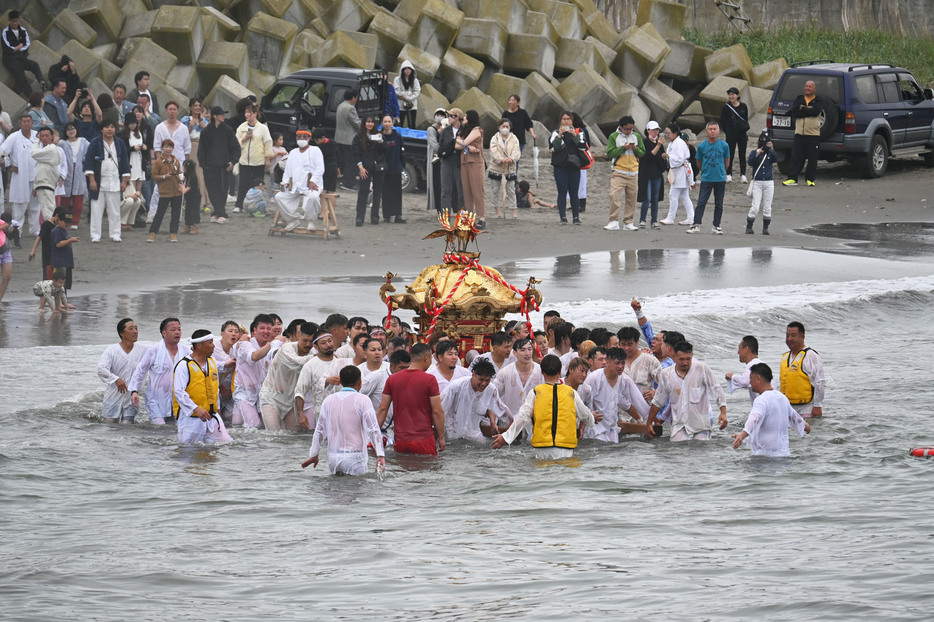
[2,238,934,620]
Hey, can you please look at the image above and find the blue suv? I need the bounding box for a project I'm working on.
[767,62,934,178]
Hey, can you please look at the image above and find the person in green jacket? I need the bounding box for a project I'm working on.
[604,115,645,231]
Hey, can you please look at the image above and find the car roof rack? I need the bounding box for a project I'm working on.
[791,60,835,67]
[847,64,895,72]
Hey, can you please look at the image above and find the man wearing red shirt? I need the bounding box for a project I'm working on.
[376,343,445,455]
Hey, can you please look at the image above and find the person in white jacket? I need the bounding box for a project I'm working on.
[393,60,421,128]
[31,127,63,222]
[487,119,521,219]
[98,318,147,423]
[659,122,695,226]
[274,128,324,231]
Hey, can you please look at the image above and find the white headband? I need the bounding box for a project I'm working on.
[313,332,332,344]
[190,333,215,344]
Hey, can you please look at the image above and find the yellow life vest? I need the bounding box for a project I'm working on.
[173,357,219,418]
[780,348,814,405]
[531,383,578,449]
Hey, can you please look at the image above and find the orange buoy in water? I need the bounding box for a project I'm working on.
[909,447,934,457]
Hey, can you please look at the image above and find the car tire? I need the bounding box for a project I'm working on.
[777,151,791,175]
[864,134,889,178]
[819,100,839,140]
[923,151,934,168]
[400,161,420,193]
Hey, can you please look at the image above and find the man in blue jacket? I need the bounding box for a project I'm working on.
[84,120,131,243]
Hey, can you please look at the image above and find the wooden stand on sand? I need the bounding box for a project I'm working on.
[268,192,340,239]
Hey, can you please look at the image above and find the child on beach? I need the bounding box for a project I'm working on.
[313,128,339,192]
[29,207,64,279]
[516,180,556,210]
[269,132,287,189]
[245,178,267,218]
[50,211,78,291]
[0,212,14,307]
[182,159,201,235]
[34,268,75,314]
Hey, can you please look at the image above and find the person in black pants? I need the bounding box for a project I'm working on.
[720,87,749,182]
[1,12,46,98]
[312,128,339,192]
[783,80,825,187]
[198,106,240,223]
[352,116,384,226]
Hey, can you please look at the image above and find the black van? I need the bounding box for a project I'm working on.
[767,62,934,178]
[261,68,427,191]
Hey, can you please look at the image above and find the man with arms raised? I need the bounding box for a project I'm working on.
[441,359,509,442]
[129,317,190,425]
[172,329,233,444]
[777,321,825,418]
[302,366,386,476]
[232,313,282,428]
[376,343,445,455]
[98,318,147,423]
[492,355,600,459]
[646,341,727,441]
[725,335,763,404]
[259,322,316,431]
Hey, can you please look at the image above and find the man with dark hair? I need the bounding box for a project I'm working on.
[726,335,763,404]
[198,105,240,224]
[470,331,515,372]
[323,313,349,353]
[128,70,159,116]
[571,327,591,352]
[312,127,339,192]
[363,347,410,445]
[646,341,727,441]
[231,313,282,428]
[687,121,730,235]
[429,340,470,393]
[733,363,810,456]
[583,347,649,442]
[777,321,825,417]
[294,329,341,429]
[493,337,543,423]
[587,346,607,371]
[84,119,131,243]
[43,79,69,134]
[542,309,561,331]
[129,317,190,425]
[441,358,509,441]
[549,321,575,376]
[618,325,661,402]
[259,322,316,431]
[605,114,645,231]
[335,88,360,190]
[492,354,599,459]
[1,11,46,97]
[377,343,445,455]
[302,365,386,475]
[783,80,825,187]
[98,318,146,423]
[31,126,62,224]
[173,329,233,444]
[1,115,40,235]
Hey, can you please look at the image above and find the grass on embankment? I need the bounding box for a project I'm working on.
[683,27,934,86]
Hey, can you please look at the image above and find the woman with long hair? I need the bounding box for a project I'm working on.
[59,122,89,228]
[549,110,586,225]
[378,114,406,223]
[181,97,210,211]
[393,61,421,128]
[352,116,384,226]
[457,109,486,227]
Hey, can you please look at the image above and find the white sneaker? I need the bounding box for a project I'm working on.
[726,175,733,182]
[712,226,723,235]
[284,220,300,231]
[638,221,646,229]
[69,225,78,230]
[651,222,661,229]
[145,217,153,224]
[232,207,241,214]
[678,219,693,226]
[226,194,237,204]
[603,221,620,231]
[740,175,748,183]
[623,222,638,231]
[659,218,674,225]
[686,225,700,234]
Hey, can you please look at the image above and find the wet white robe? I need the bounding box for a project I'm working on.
[583,370,649,442]
[276,145,324,228]
[652,361,726,441]
[493,362,543,425]
[500,385,595,460]
[98,342,147,421]
[441,375,510,442]
[172,357,233,445]
[623,352,662,394]
[428,364,471,395]
[128,340,190,424]
[259,341,314,421]
[738,389,807,457]
[726,357,762,404]
[309,389,385,475]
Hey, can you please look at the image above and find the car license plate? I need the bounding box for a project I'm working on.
[772,115,791,128]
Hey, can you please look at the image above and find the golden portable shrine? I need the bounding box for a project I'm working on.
[379,210,543,357]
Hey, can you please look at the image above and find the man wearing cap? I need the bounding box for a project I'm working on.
[335,89,361,190]
[275,128,324,231]
[720,86,750,183]
[198,106,240,224]
[173,329,233,444]
[130,317,191,425]
[1,11,46,98]
[605,115,645,232]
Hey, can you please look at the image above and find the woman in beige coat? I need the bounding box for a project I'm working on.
[456,109,486,228]
[486,118,521,219]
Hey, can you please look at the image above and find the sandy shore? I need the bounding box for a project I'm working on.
[3,151,933,303]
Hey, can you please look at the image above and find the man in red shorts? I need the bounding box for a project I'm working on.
[376,343,445,455]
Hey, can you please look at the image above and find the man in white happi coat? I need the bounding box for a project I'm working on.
[129,317,191,425]
[441,359,510,442]
[302,366,386,476]
[1,114,40,235]
[31,126,63,222]
[172,329,233,445]
[469,331,516,373]
[361,346,408,446]
[493,338,543,426]
[232,313,283,428]
[732,363,809,457]
[258,322,316,431]
[646,341,727,442]
[583,347,649,443]
[617,326,662,402]
[148,101,191,218]
[725,335,763,404]
[294,330,342,430]
[428,340,470,394]
[98,318,147,423]
[275,128,324,231]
